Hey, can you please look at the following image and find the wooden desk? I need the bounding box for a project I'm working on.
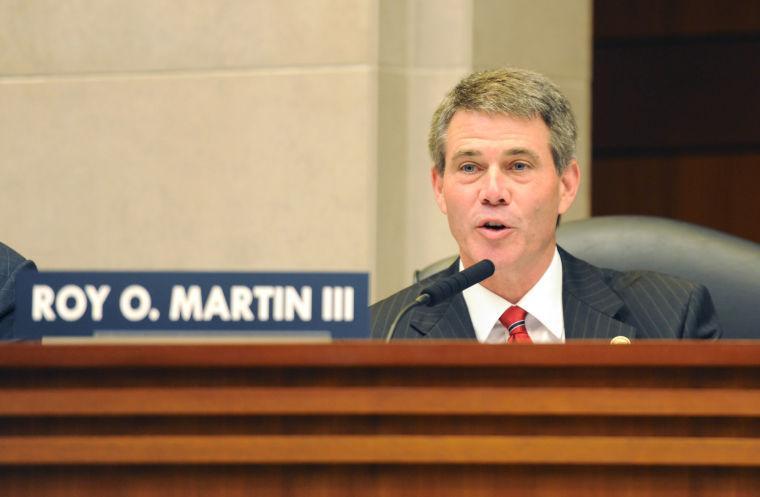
[1,342,758,496]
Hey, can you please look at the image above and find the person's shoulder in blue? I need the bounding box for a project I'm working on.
[0,242,37,339]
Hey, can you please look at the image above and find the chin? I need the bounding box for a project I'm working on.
[462,248,512,269]
[479,250,524,272]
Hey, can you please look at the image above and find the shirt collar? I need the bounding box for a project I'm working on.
[461,248,565,342]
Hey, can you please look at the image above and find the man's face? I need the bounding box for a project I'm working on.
[432,110,579,277]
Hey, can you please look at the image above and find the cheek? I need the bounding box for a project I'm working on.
[526,188,561,229]
[441,185,467,216]
[437,182,463,216]
[529,188,557,214]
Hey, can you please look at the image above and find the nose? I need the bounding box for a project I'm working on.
[478,167,510,205]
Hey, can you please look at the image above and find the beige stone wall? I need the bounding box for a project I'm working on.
[1,1,377,274]
[1,0,591,302]
[376,0,473,300]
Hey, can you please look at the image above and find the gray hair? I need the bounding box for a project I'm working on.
[429,68,577,175]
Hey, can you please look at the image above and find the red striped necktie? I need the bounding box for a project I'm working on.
[499,306,532,344]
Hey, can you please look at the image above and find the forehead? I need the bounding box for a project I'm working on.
[445,110,551,156]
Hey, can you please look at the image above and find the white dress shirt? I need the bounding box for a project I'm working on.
[461,248,565,344]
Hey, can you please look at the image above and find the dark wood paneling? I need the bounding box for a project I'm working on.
[595,0,760,39]
[592,153,760,242]
[593,39,760,152]
[1,466,758,497]
[592,1,760,241]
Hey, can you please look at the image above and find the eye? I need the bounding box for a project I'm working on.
[460,163,478,173]
[512,161,529,171]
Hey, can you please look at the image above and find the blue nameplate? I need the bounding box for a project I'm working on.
[14,271,369,340]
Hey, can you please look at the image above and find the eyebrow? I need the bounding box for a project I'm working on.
[451,147,541,163]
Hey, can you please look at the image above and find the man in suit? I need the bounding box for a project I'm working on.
[371,68,721,341]
[0,242,37,339]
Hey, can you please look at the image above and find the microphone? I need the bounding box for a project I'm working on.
[384,259,495,342]
[417,258,496,306]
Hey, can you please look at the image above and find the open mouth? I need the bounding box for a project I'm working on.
[481,221,508,231]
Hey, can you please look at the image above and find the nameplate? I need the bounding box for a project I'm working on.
[14,271,369,340]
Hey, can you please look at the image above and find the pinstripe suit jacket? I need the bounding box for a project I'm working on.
[0,242,37,340]
[370,247,722,340]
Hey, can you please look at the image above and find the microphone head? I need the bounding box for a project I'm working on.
[464,259,495,283]
[419,259,495,306]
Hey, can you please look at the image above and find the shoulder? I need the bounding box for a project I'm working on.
[560,244,705,298]
[610,269,703,300]
[0,242,37,339]
[0,242,36,295]
[614,270,721,339]
[369,262,456,339]
[1,242,30,276]
[560,247,721,339]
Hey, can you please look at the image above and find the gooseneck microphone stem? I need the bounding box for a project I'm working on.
[383,294,429,342]
[384,259,495,342]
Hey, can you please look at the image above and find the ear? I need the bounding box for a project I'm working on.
[557,159,580,215]
[431,165,447,214]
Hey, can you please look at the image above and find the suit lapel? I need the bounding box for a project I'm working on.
[560,247,637,340]
[409,294,477,339]
[408,261,477,340]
